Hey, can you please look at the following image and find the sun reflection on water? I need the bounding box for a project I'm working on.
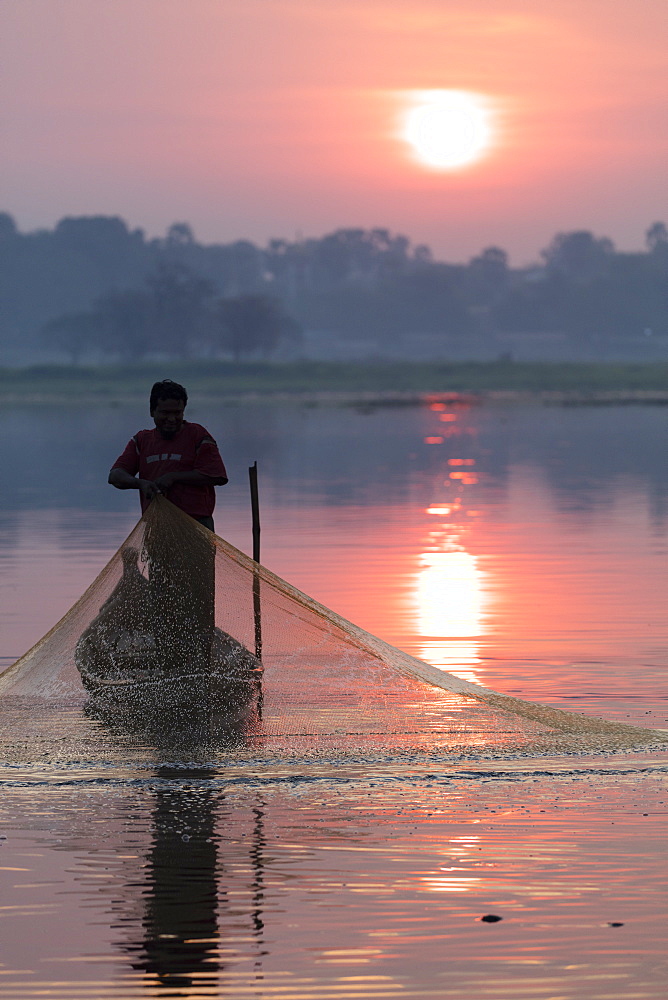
[415,528,486,685]
[413,403,489,684]
[420,835,483,893]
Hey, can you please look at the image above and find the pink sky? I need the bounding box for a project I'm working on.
[3,0,667,264]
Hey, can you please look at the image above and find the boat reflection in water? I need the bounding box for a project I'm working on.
[113,767,267,993]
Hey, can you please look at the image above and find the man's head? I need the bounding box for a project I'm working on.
[150,380,188,439]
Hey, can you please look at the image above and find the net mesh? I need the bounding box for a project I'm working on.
[2,496,666,755]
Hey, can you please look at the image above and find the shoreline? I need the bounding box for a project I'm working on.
[4,388,668,407]
[2,360,668,407]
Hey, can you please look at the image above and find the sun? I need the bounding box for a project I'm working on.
[402,90,493,170]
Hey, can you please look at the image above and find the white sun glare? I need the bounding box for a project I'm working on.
[403,90,493,169]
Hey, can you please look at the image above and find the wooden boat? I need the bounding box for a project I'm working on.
[74,545,263,729]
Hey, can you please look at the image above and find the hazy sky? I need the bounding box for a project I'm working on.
[3,0,667,263]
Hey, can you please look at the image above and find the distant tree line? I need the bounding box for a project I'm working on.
[42,262,300,363]
[1,211,667,362]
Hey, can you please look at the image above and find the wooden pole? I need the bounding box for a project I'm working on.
[249,461,261,563]
[249,462,262,661]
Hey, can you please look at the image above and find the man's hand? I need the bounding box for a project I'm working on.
[152,472,178,493]
[109,466,225,496]
[138,478,163,500]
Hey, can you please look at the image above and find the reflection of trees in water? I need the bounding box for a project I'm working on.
[0,512,21,555]
[120,767,266,994]
[6,404,668,521]
[467,406,668,530]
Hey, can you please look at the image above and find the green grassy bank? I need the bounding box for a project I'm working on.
[2,360,668,405]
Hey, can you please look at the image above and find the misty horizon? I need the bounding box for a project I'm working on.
[2,208,665,270]
[2,210,668,367]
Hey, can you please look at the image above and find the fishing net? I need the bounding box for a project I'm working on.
[1,496,666,755]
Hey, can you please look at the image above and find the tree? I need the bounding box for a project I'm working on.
[219,241,265,295]
[165,222,195,248]
[42,311,100,363]
[466,246,509,305]
[145,262,215,358]
[215,295,302,360]
[94,288,153,360]
[541,231,614,282]
[378,264,472,339]
[646,221,668,252]
[0,213,18,240]
[646,221,668,273]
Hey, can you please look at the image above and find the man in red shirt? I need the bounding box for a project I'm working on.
[109,380,228,531]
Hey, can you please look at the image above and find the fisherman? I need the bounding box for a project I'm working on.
[108,379,228,531]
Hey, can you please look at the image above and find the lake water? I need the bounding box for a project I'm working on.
[0,399,667,999]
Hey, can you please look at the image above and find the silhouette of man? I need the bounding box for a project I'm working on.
[109,379,228,531]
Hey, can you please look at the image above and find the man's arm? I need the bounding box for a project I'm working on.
[152,470,228,492]
[108,467,161,499]
[192,432,228,488]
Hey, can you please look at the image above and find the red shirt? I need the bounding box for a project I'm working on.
[112,421,227,517]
